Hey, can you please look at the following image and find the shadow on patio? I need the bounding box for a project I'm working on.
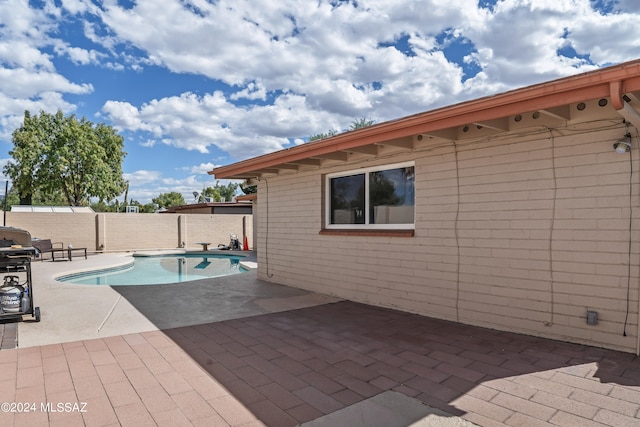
[110,285,640,426]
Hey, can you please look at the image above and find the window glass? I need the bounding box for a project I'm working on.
[326,162,415,229]
[330,174,365,224]
[369,166,415,224]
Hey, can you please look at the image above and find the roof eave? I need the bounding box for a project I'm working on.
[212,59,640,180]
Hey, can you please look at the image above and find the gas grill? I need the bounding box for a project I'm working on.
[0,227,40,322]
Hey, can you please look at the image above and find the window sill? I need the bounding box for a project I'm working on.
[319,229,414,237]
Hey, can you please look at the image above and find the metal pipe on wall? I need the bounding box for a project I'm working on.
[3,181,7,226]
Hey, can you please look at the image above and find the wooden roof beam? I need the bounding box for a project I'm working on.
[310,152,350,161]
[540,105,571,121]
[348,145,380,156]
[616,101,640,130]
[623,92,640,106]
[420,128,457,141]
[275,164,300,171]
[288,158,324,166]
[611,81,640,129]
[379,137,415,149]
[255,169,281,175]
[472,117,510,132]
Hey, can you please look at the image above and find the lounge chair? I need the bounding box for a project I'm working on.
[31,239,65,261]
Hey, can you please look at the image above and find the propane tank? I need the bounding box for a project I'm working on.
[21,287,30,313]
[1,276,23,313]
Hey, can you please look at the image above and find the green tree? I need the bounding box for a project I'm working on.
[121,199,156,213]
[152,192,186,209]
[240,183,257,194]
[90,199,114,212]
[141,203,158,213]
[217,181,239,202]
[0,186,20,211]
[306,117,374,143]
[4,111,41,204]
[308,129,337,142]
[4,110,127,206]
[199,181,239,202]
[349,117,375,130]
[198,186,221,202]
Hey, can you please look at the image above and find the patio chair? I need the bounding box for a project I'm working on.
[31,239,65,261]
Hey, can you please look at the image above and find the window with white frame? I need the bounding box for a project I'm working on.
[325,162,415,229]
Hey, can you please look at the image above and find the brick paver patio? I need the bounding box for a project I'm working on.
[0,301,639,426]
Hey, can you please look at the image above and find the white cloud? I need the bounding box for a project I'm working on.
[59,0,97,15]
[567,11,640,65]
[58,45,103,66]
[230,82,267,101]
[123,170,163,185]
[2,0,640,203]
[461,0,611,88]
[124,168,243,203]
[91,0,640,144]
[101,101,156,134]
[0,41,55,72]
[0,0,93,120]
[189,163,217,174]
[0,68,93,99]
[101,91,291,157]
[123,170,211,203]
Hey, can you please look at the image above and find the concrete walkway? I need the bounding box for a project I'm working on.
[0,253,639,426]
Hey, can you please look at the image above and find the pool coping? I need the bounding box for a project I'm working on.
[50,249,257,283]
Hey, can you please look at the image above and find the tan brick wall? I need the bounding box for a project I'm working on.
[255,123,640,353]
[6,212,98,250]
[5,212,252,252]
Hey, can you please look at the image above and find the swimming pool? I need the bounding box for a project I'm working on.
[57,254,248,286]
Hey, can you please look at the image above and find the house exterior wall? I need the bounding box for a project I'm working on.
[255,122,640,353]
[4,212,252,252]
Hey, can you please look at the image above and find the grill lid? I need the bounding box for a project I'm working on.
[0,227,33,247]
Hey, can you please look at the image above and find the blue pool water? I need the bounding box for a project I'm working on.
[57,254,247,286]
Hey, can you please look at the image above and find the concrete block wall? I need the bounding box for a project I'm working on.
[182,214,252,250]
[255,123,640,353]
[6,212,98,250]
[101,213,180,251]
[4,212,252,253]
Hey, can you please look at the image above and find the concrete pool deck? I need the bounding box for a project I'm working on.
[2,252,640,426]
[19,251,338,348]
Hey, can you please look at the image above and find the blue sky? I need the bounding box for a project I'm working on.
[1,0,640,204]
